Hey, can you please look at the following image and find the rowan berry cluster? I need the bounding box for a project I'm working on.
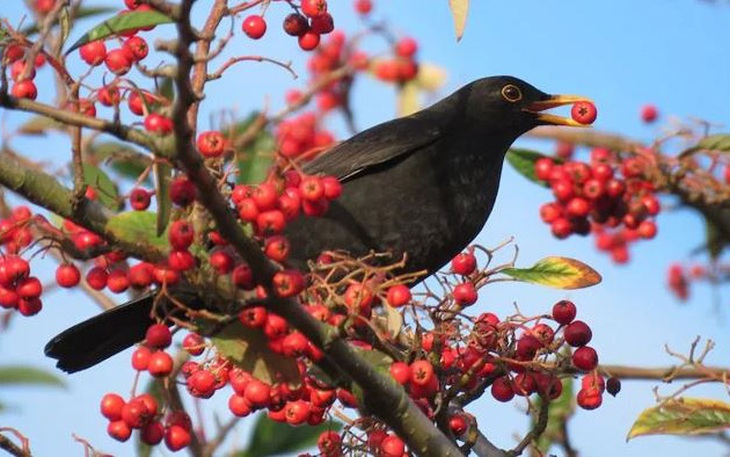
[243,0,336,51]
[535,147,661,264]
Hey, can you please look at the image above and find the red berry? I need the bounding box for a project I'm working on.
[572,345,599,371]
[451,251,477,275]
[272,269,305,297]
[386,284,411,308]
[389,361,411,385]
[144,113,173,135]
[11,80,38,100]
[140,421,165,445]
[16,276,42,299]
[244,379,271,407]
[298,31,321,51]
[145,323,172,349]
[79,40,106,66]
[104,48,132,75]
[56,263,81,288]
[301,0,327,18]
[242,15,267,39]
[409,359,434,386]
[453,282,477,306]
[122,36,148,61]
[354,0,373,15]
[100,393,125,421]
[107,420,132,442]
[311,13,335,34]
[106,269,130,293]
[168,220,194,250]
[228,394,252,417]
[571,101,598,125]
[564,320,592,347]
[131,346,151,371]
[550,217,572,239]
[169,177,196,206]
[491,376,514,402]
[641,104,658,123]
[380,435,405,457]
[577,387,603,410]
[130,187,151,210]
[165,424,192,451]
[85,266,108,290]
[148,351,174,377]
[209,250,234,274]
[606,377,621,396]
[283,13,309,36]
[197,130,226,158]
[552,299,576,325]
[395,37,418,58]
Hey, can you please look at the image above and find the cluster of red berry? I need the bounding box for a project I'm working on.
[535,147,661,263]
[100,391,193,451]
[666,262,708,301]
[4,44,46,100]
[243,0,336,51]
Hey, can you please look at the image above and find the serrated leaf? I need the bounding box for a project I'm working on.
[17,116,64,136]
[212,322,300,386]
[239,413,341,457]
[506,148,557,188]
[680,134,730,158]
[88,141,152,183]
[501,256,601,290]
[82,163,120,210]
[106,211,169,250]
[397,82,420,117]
[66,10,173,54]
[448,0,470,41]
[627,398,730,440]
[0,366,66,388]
[154,161,172,236]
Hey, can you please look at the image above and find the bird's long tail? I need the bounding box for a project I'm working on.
[44,293,155,373]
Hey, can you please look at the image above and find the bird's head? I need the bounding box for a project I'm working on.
[463,76,592,136]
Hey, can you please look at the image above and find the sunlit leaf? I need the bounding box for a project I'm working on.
[501,256,601,289]
[384,304,404,338]
[82,163,120,210]
[415,62,448,92]
[397,82,420,117]
[680,134,730,158]
[448,0,470,41]
[628,398,730,440]
[238,413,341,457]
[66,10,173,54]
[0,366,66,388]
[212,322,301,386]
[106,211,169,250]
[506,148,558,188]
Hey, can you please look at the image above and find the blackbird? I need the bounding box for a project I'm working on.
[45,76,589,373]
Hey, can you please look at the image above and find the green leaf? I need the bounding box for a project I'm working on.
[17,116,65,136]
[506,148,557,188]
[233,114,275,185]
[88,141,152,183]
[501,256,601,290]
[448,0,470,41]
[239,413,341,457]
[66,10,173,54]
[158,77,175,103]
[106,211,169,250]
[60,6,71,45]
[82,163,120,210]
[533,377,574,453]
[680,134,730,158]
[212,322,301,386]
[154,161,172,236]
[628,398,730,440]
[0,366,66,388]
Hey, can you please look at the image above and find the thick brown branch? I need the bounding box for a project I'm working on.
[600,364,730,381]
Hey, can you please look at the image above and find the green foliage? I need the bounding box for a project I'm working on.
[506,148,557,188]
[82,163,120,210]
[106,211,169,250]
[237,413,341,457]
[66,9,173,53]
[628,398,730,440]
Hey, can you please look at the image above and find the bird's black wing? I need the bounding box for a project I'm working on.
[303,114,444,182]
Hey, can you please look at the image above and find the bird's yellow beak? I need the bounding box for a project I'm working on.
[523,95,593,127]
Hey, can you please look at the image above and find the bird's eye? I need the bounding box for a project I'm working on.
[501,84,523,103]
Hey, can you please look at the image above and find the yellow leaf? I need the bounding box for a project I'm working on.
[397,82,420,117]
[448,0,470,41]
[415,63,448,92]
[628,398,730,440]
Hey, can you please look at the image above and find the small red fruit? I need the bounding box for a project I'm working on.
[572,345,599,371]
[386,284,411,308]
[298,31,321,51]
[563,320,593,347]
[451,250,477,275]
[571,101,598,125]
[79,40,107,66]
[100,393,125,421]
[104,48,132,75]
[243,15,267,39]
[552,299,577,325]
[129,187,151,210]
[147,350,174,377]
[641,104,658,123]
[453,282,477,306]
[145,323,172,349]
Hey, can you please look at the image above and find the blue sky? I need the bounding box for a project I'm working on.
[2,1,730,456]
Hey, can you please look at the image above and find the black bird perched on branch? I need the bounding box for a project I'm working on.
[45,76,589,373]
